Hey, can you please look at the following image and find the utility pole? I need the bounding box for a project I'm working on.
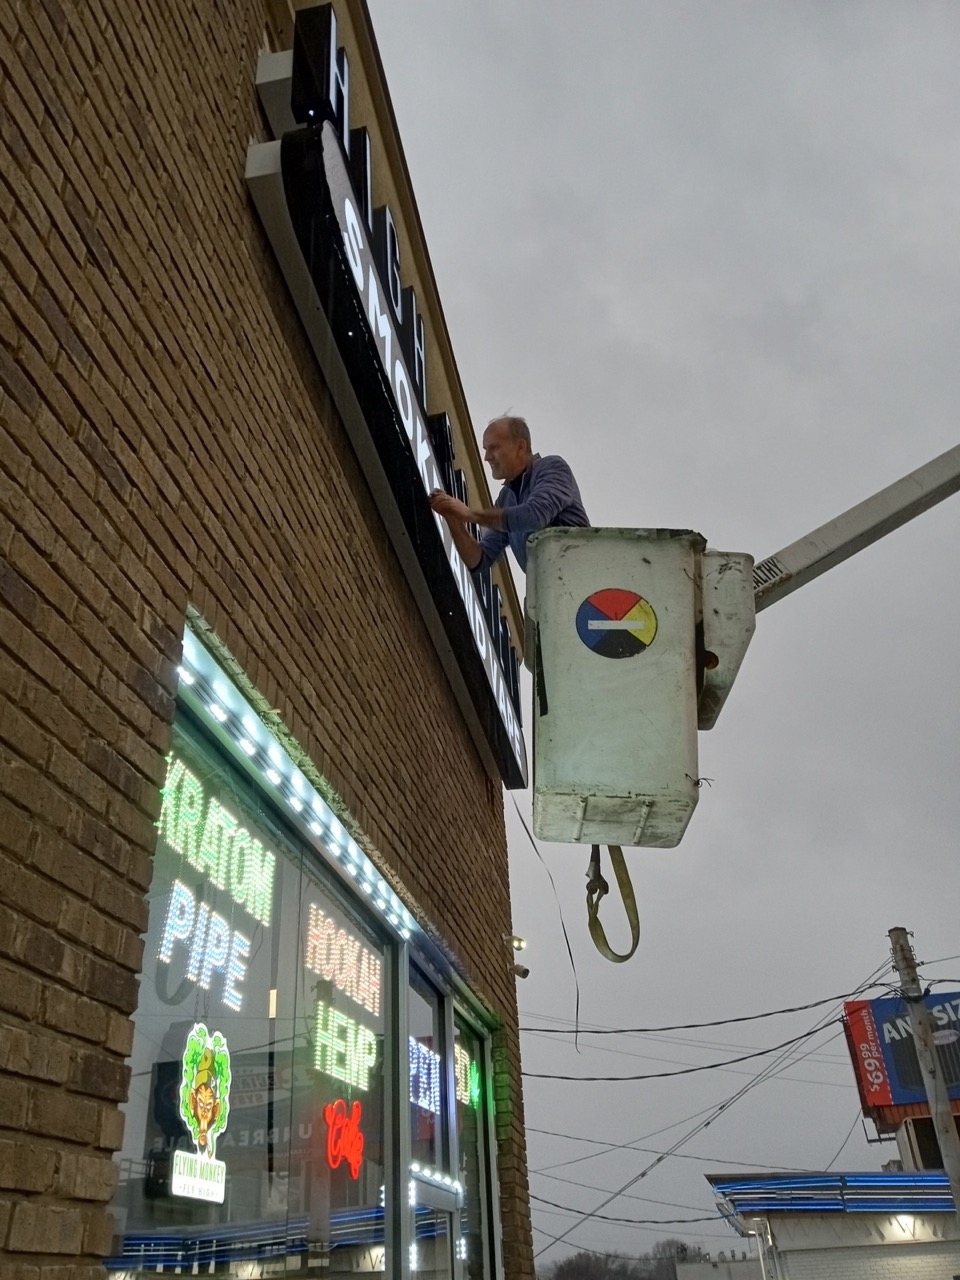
[889,927,960,1215]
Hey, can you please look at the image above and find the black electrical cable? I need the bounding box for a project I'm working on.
[521,983,888,1035]
[533,972,876,1179]
[531,1026,849,1179]
[532,1020,848,1260]
[529,1194,717,1226]
[520,969,960,1043]
[523,1023,839,1081]
[524,1025,853,1079]
[531,961,887,1262]
[823,1110,862,1171]
[531,1222,735,1254]
[529,1128,815,1173]
[530,972,960,1256]
[511,795,582,1048]
[533,1168,711,1213]
[530,1099,742,1176]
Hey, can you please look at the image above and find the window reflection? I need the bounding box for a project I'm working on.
[108,726,387,1278]
[408,968,446,1171]
[107,718,495,1280]
[455,1018,488,1279]
[413,1206,454,1279]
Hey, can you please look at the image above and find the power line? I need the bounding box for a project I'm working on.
[528,1129,817,1174]
[823,1109,862,1171]
[521,984,885,1035]
[520,971,960,1044]
[531,1220,737,1250]
[530,1028,848,1178]
[524,1016,853,1062]
[532,1020,844,1259]
[532,1169,712,1213]
[530,959,888,1262]
[523,1027,854,1085]
[530,1099,748,1176]
[529,1194,717,1226]
[524,1023,839,1081]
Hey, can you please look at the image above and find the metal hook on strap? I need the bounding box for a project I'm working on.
[585,844,641,963]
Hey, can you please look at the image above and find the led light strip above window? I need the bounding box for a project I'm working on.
[177,628,417,944]
[410,1162,463,1200]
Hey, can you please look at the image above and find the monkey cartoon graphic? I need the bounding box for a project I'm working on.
[179,1025,231,1160]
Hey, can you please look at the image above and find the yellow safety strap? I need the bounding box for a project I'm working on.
[585,844,641,963]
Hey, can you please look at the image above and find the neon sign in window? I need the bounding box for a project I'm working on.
[304,903,382,1016]
[159,880,251,1011]
[158,757,276,927]
[409,1038,441,1115]
[313,998,378,1091]
[324,1098,364,1179]
[409,1040,480,1113]
[454,1042,479,1108]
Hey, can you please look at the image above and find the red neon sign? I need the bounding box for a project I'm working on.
[324,1098,364,1178]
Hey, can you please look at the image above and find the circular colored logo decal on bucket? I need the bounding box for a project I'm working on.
[576,588,658,658]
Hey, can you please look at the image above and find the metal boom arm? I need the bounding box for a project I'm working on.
[753,442,960,612]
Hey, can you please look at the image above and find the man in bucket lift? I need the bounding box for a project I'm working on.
[429,415,589,574]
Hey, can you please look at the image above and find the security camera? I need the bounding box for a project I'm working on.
[514,963,530,979]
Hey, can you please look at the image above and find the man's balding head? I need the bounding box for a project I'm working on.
[483,416,532,482]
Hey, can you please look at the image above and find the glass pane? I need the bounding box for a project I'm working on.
[108,724,388,1277]
[291,861,386,1276]
[110,730,297,1272]
[455,1018,488,1278]
[414,1206,454,1279]
[408,968,446,1171]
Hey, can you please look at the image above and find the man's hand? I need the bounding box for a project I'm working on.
[429,490,473,523]
[430,490,505,530]
[429,489,483,570]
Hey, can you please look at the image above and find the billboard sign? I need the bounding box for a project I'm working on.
[844,993,960,1111]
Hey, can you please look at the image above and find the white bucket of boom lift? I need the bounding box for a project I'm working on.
[525,528,755,848]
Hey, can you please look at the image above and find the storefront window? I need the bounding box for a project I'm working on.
[408,968,447,1172]
[107,719,388,1277]
[408,968,456,1278]
[455,1018,489,1278]
[107,650,503,1280]
[292,861,386,1273]
[410,1205,454,1278]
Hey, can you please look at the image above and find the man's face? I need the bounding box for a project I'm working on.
[482,421,528,482]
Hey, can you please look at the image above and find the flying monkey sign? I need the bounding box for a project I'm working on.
[171,1023,232,1203]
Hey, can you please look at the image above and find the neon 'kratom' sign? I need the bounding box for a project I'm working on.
[171,1023,231,1204]
[158,757,276,924]
[157,756,277,1010]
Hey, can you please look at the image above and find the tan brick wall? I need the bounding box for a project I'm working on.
[0,0,533,1274]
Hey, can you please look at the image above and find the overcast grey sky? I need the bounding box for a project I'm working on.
[366,1,960,1262]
